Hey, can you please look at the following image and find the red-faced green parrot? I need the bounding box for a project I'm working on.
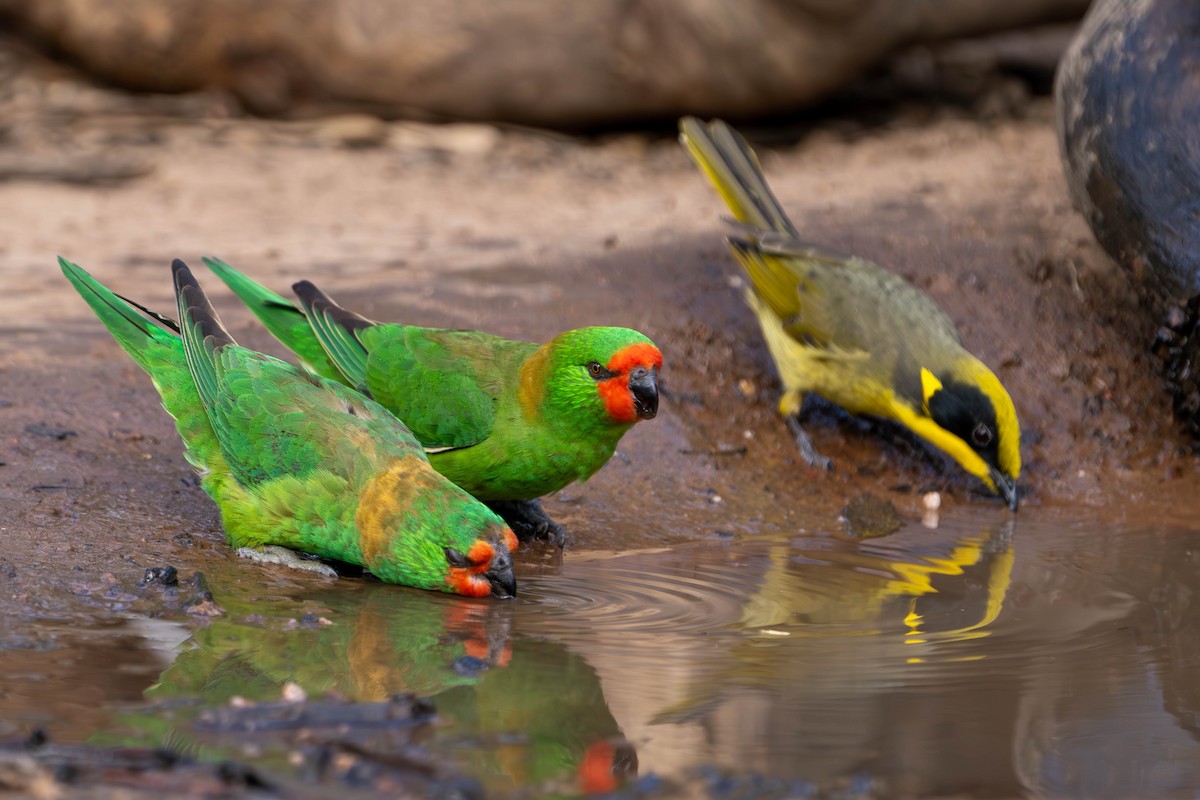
[204,258,662,546]
[60,257,518,597]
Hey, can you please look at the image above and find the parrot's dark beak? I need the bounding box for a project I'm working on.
[990,467,1019,512]
[485,551,517,599]
[628,367,658,420]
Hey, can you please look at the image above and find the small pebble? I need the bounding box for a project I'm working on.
[281,682,307,704]
[921,491,941,529]
[141,565,178,587]
[312,114,390,149]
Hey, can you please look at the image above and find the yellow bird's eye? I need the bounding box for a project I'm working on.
[972,423,993,448]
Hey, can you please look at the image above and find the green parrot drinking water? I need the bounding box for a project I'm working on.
[60,257,519,597]
[204,258,663,546]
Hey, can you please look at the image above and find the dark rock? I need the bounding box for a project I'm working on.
[181,571,225,617]
[1057,0,1200,440]
[841,492,903,539]
[1057,0,1200,299]
[1152,295,1200,441]
[140,565,178,587]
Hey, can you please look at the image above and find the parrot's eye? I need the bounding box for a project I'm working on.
[444,547,470,568]
[587,361,609,379]
[971,423,993,448]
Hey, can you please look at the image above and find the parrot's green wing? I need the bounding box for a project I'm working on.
[202,257,345,383]
[175,263,421,489]
[293,281,537,451]
[359,326,524,450]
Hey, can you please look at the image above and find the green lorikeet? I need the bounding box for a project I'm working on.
[60,257,519,597]
[205,258,662,546]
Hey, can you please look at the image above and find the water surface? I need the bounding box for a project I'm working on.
[4,510,1198,797]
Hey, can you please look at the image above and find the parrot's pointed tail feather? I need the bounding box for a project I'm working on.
[59,256,179,374]
[203,256,304,321]
[203,257,344,382]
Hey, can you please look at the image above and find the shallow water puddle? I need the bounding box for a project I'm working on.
[3,512,1200,797]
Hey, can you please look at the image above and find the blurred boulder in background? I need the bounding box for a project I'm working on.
[1057,0,1200,301]
[1056,0,1200,440]
[0,0,1088,126]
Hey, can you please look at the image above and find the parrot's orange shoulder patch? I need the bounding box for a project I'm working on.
[517,345,552,419]
[354,455,429,567]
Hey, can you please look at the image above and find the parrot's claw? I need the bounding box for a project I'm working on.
[786,416,834,472]
[236,545,338,578]
[486,499,569,548]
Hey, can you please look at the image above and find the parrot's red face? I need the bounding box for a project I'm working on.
[445,528,519,598]
[591,342,662,425]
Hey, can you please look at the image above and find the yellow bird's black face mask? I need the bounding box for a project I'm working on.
[920,368,1019,510]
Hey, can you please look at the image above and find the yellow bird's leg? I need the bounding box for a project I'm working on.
[779,390,833,472]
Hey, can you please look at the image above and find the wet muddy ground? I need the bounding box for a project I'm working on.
[4,35,1200,798]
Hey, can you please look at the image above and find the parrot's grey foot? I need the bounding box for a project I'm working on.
[236,545,338,578]
[786,416,834,472]
[486,499,569,548]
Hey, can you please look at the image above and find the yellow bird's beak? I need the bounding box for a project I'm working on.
[989,467,1019,512]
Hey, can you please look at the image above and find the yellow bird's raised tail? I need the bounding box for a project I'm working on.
[678,117,799,237]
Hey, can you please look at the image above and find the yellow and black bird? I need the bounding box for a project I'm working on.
[679,117,1021,510]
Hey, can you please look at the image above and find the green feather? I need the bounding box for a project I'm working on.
[292,279,372,393]
[358,325,522,449]
[203,256,344,382]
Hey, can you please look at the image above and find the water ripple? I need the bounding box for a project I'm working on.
[518,545,762,636]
